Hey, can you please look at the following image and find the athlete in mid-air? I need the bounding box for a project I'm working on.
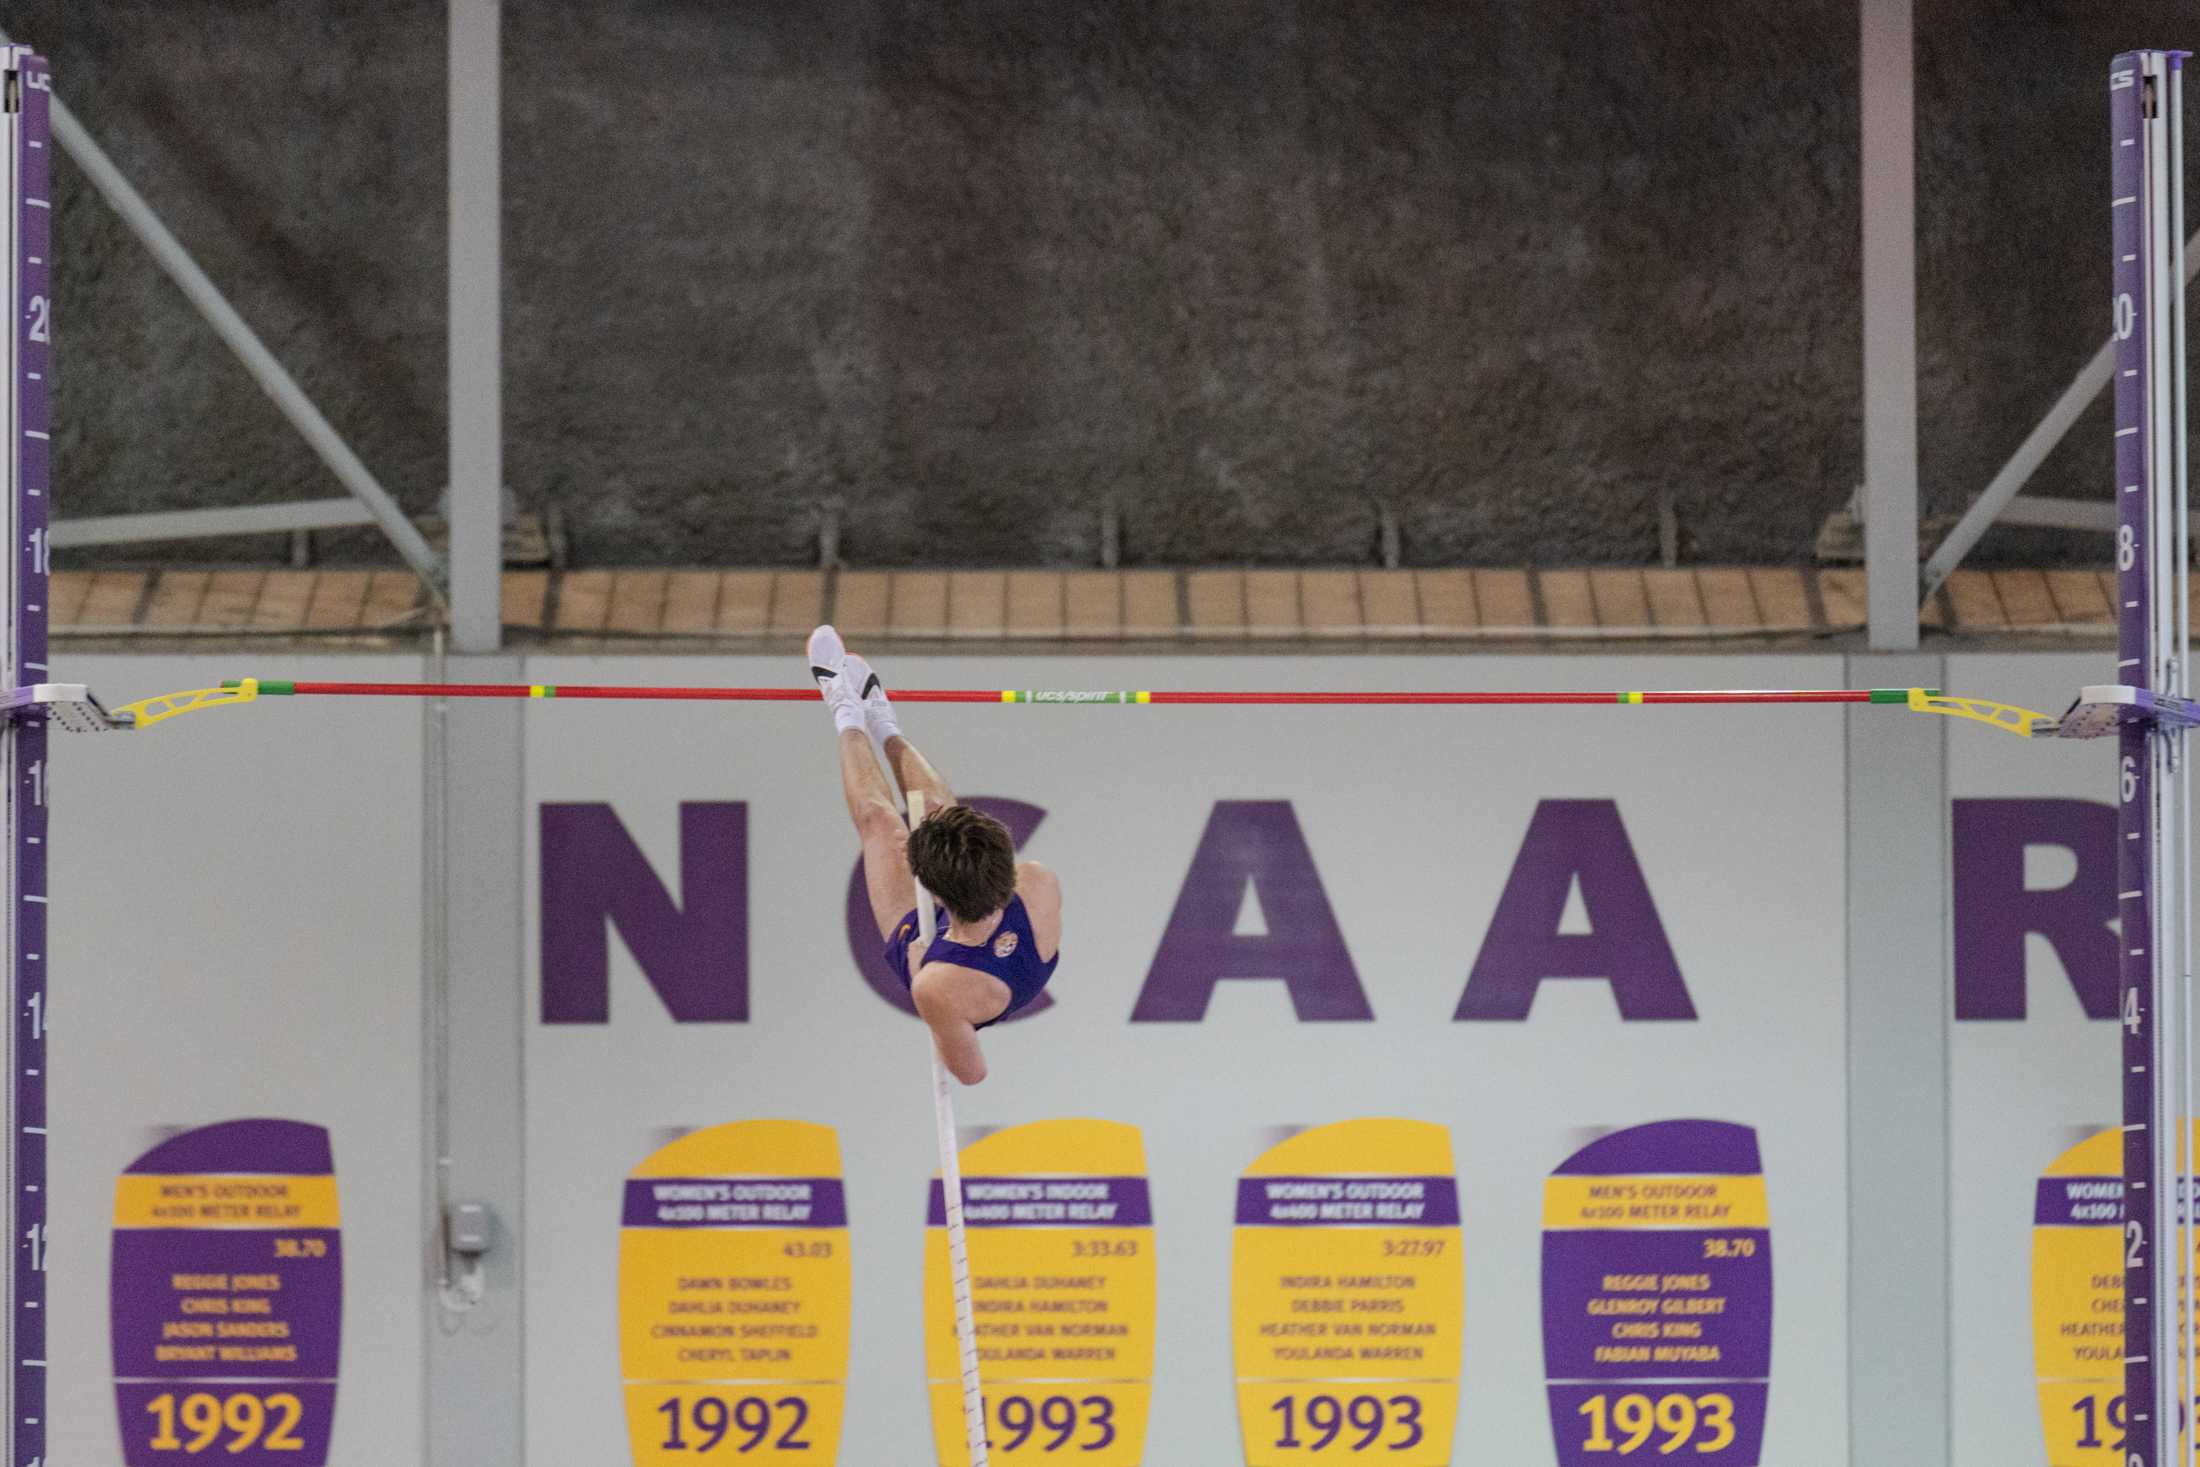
[809,625,1061,1085]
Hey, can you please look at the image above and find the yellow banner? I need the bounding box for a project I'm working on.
[619,1121,850,1467]
[621,1384,843,1462]
[1232,1120,1463,1467]
[113,1175,340,1230]
[1542,1175,1769,1231]
[924,1119,1155,1467]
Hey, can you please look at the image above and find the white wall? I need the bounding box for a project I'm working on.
[523,653,1851,1465]
[50,656,425,1466]
[1945,654,2118,1467]
[34,649,2129,1464]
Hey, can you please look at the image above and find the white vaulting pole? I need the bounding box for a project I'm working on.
[913,791,990,1466]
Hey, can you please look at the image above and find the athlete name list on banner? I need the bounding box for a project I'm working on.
[924,1119,1156,1466]
[1541,1120,1772,1467]
[2031,1127,2128,1466]
[2027,1125,2200,1466]
[618,1120,851,1464]
[110,1119,342,1466]
[1230,1118,1465,1466]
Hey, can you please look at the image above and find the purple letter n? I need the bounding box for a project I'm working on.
[540,803,748,1023]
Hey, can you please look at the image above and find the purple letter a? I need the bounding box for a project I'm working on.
[540,803,748,1023]
[1130,801,1372,1022]
[1455,800,1695,1021]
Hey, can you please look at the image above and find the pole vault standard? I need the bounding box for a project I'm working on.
[911,792,991,1467]
[2115,48,2192,1467]
[0,46,51,1467]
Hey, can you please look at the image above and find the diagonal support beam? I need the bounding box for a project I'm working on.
[1920,226,2200,601]
[0,28,447,598]
[50,497,375,548]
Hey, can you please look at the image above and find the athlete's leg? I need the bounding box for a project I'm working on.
[842,651,957,817]
[882,733,956,818]
[813,626,918,939]
[840,730,917,940]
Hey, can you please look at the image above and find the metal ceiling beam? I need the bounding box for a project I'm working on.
[1921,228,2200,599]
[51,497,375,548]
[1861,0,1921,649]
[446,0,503,652]
[0,27,446,597]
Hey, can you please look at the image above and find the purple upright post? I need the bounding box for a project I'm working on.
[2113,48,2190,1467]
[2,47,49,1467]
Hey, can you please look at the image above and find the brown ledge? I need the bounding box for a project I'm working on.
[46,565,2122,648]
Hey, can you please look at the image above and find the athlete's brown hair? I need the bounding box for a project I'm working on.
[907,804,1019,924]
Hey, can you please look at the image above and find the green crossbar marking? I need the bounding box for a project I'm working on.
[1868,689,1909,703]
[541,685,558,698]
[258,680,296,695]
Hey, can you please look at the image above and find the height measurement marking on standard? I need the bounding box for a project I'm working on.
[2108,48,2184,1467]
[11,48,56,1467]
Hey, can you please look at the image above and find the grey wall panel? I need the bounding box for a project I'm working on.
[47,654,426,1465]
[1845,652,1947,1465]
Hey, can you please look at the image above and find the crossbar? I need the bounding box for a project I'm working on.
[237,679,1919,707]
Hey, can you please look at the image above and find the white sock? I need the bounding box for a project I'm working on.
[844,654,901,745]
[832,697,867,736]
[866,699,902,747]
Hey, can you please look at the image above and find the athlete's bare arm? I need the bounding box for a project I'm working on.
[910,957,1003,1085]
[1016,862,1062,960]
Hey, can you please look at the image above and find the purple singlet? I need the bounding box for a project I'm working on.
[883,893,1059,1028]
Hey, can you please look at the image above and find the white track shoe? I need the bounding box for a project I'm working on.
[842,653,902,746]
[807,625,866,734]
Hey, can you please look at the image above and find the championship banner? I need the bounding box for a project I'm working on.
[109,1119,342,1465]
[1541,1120,1771,1466]
[1230,1118,1465,1465]
[923,1118,1156,1465]
[2029,1126,2200,1466]
[618,1120,852,1464]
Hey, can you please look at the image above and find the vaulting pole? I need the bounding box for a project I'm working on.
[913,792,991,1466]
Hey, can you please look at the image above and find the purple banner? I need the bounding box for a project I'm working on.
[2036,1175,2123,1227]
[1233,1175,1462,1227]
[113,1383,336,1467]
[111,1230,341,1380]
[926,1175,1152,1227]
[621,1176,847,1229]
[124,1119,334,1177]
[1551,1119,1762,1177]
[111,1121,340,1467]
[1545,1381,1768,1467]
[1541,1230,1772,1380]
[1544,1122,1771,1467]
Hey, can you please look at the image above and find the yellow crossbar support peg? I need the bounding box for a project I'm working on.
[112,679,261,730]
[1905,688,2058,738]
